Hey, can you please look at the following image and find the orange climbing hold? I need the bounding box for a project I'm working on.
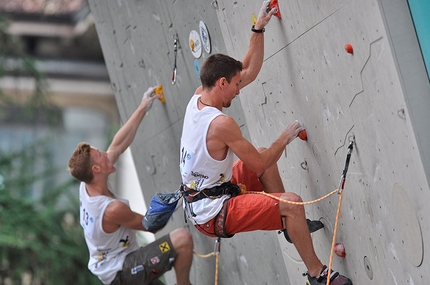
[298,129,307,141]
[155,84,166,103]
[345,43,353,54]
[269,0,282,19]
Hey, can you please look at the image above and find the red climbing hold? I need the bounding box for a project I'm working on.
[334,243,346,257]
[345,44,353,54]
[269,0,282,19]
[298,129,307,141]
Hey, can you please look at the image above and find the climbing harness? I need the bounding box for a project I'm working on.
[171,34,178,84]
[214,199,234,238]
[181,181,241,203]
[180,182,241,238]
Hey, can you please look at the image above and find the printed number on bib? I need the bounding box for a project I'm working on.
[80,204,95,238]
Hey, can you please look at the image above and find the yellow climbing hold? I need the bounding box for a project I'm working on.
[156,84,165,103]
[251,13,257,25]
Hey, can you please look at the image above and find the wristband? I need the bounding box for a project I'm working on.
[251,25,265,33]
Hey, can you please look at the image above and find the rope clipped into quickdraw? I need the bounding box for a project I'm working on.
[192,237,221,285]
[171,34,178,84]
[242,136,355,285]
[214,238,220,285]
[327,137,354,285]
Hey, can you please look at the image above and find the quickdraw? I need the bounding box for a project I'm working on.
[327,135,354,285]
[171,34,178,84]
[193,237,221,285]
[338,136,354,194]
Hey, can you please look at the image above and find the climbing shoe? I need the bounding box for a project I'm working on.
[279,219,324,243]
[304,265,353,285]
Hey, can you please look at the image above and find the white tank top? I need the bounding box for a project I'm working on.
[79,182,139,284]
[180,94,235,224]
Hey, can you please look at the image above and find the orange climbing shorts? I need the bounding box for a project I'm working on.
[195,160,283,237]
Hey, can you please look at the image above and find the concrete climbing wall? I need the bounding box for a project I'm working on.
[87,0,430,284]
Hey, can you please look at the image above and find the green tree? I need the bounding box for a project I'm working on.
[0,15,100,285]
[0,141,100,285]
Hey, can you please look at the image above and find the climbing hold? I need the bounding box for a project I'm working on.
[334,243,346,257]
[155,85,166,103]
[345,44,353,54]
[251,13,257,25]
[269,0,282,19]
[298,129,307,141]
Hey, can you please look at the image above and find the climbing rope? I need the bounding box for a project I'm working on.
[192,237,221,285]
[192,137,354,285]
[327,138,354,285]
[243,187,339,285]
[244,188,338,205]
[193,251,215,259]
[244,136,354,285]
[214,238,220,285]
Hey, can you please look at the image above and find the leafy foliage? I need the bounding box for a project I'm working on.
[0,141,101,285]
[0,15,100,285]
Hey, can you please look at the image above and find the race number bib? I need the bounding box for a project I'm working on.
[80,202,95,238]
[180,146,194,179]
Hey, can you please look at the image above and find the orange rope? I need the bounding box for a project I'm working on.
[243,188,343,285]
[192,251,219,285]
[326,191,343,285]
[193,238,221,285]
[215,252,219,285]
[193,251,215,258]
[192,187,344,285]
[244,189,339,205]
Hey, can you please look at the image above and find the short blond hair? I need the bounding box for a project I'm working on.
[68,142,94,183]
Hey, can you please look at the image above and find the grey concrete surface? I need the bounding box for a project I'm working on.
[87,0,430,284]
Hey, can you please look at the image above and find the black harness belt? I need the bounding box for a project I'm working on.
[181,181,240,238]
[181,181,241,203]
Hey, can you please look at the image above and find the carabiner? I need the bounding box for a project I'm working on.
[172,36,178,85]
[338,136,355,194]
[214,237,221,253]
